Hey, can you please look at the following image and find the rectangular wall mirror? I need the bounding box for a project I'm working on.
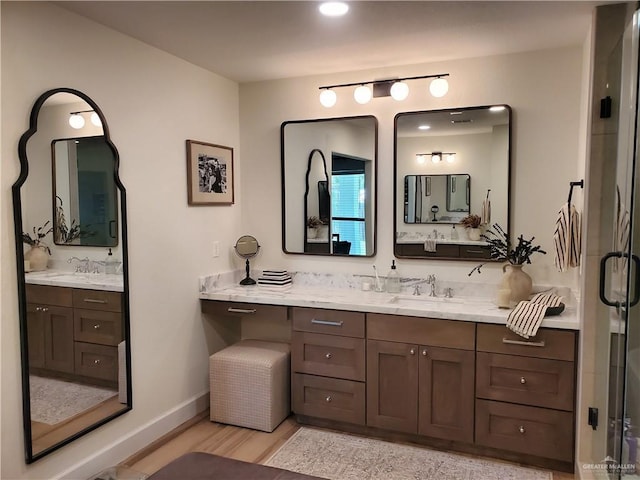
[281,116,377,257]
[394,105,511,260]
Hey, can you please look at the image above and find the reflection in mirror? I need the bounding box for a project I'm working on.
[281,116,377,257]
[53,136,118,246]
[404,174,470,223]
[12,88,131,463]
[234,235,260,285]
[395,105,511,259]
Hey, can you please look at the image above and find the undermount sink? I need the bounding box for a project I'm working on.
[388,294,465,305]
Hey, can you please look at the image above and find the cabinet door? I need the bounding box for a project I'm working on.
[26,304,45,369]
[418,346,475,442]
[43,306,75,374]
[366,339,418,433]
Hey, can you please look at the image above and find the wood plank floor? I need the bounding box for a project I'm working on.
[120,414,575,479]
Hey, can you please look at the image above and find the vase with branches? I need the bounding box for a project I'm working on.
[22,221,53,271]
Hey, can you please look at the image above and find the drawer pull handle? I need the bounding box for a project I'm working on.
[41,307,48,312]
[227,308,257,314]
[325,396,332,403]
[520,377,526,384]
[410,348,416,355]
[311,319,344,327]
[93,324,101,330]
[84,298,108,304]
[519,426,526,434]
[325,353,332,359]
[502,337,545,348]
[35,306,42,312]
[422,349,428,356]
[94,359,101,365]
[465,249,485,254]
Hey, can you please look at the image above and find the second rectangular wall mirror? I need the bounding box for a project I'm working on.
[394,105,511,260]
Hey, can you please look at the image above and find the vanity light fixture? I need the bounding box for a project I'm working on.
[318,73,449,107]
[416,151,456,164]
[68,110,99,129]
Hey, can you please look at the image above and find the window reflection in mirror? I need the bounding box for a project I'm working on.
[281,116,377,257]
[53,136,118,246]
[395,105,510,259]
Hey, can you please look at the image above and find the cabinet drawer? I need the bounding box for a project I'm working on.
[74,309,123,346]
[292,331,365,381]
[73,289,122,313]
[459,245,491,259]
[26,284,72,307]
[367,314,475,350]
[292,308,364,338]
[475,399,574,462]
[74,342,118,382]
[476,352,574,411]
[292,373,365,425]
[201,301,288,322]
[477,324,576,361]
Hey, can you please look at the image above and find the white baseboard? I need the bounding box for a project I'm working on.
[55,391,209,480]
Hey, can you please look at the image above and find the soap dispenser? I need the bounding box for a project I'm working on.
[105,248,118,274]
[386,260,401,294]
[451,224,459,240]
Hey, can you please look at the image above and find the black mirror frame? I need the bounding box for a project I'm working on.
[12,87,132,464]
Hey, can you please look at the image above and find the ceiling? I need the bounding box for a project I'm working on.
[57,1,609,83]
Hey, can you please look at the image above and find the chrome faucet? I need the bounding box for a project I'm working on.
[444,287,454,298]
[67,256,97,273]
[413,284,421,296]
[427,274,437,296]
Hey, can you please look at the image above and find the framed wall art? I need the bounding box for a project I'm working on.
[186,140,234,205]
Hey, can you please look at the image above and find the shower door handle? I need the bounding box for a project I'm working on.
[599,252,640,307]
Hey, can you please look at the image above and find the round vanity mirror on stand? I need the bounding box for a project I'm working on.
[234,235,260,285]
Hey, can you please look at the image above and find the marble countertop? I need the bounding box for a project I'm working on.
[199,282,579,330]
[25,270,124,292]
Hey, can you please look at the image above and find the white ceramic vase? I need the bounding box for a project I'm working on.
[307,227,318,239]
[25,245,49,271]
[467,227,481,241]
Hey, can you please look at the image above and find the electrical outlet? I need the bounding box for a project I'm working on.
[212,241,220,258]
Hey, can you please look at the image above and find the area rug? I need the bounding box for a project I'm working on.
[264,427,552,480]
[29,375,117,425]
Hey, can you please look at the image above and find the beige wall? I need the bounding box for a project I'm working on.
[240,46,587,288]
[1,3,241,478]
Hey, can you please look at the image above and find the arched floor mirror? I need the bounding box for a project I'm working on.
[12,88,131,463]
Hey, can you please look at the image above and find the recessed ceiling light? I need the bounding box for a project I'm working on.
[319,2,349,17]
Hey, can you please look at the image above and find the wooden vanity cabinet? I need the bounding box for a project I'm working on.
[26,284,123,386]
[366,314,475,443]
[291,307,366,426]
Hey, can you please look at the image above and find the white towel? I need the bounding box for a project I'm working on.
[506,293,563,339]
[423,239,437,252]
[553,203,581,272]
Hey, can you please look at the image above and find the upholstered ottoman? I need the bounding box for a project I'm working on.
[210,339,290,432]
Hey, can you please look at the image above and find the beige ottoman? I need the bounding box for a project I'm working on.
[209,339,290,432]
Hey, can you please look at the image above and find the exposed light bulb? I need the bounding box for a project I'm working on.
[319,89,337,108]
[429,77,449,98]
[490,105,506,112]
[445,154,456,163]
[69,113,85,129]
[416,155,427,164]
[319,2,349,16]
[390,81,409,101]
[90,112,102,127]
[354,85,372,104]
[431,153,442,164]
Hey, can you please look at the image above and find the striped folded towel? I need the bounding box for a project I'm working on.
[423,239,437,252]
[506,293,563,339]
[553,203,581,272]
